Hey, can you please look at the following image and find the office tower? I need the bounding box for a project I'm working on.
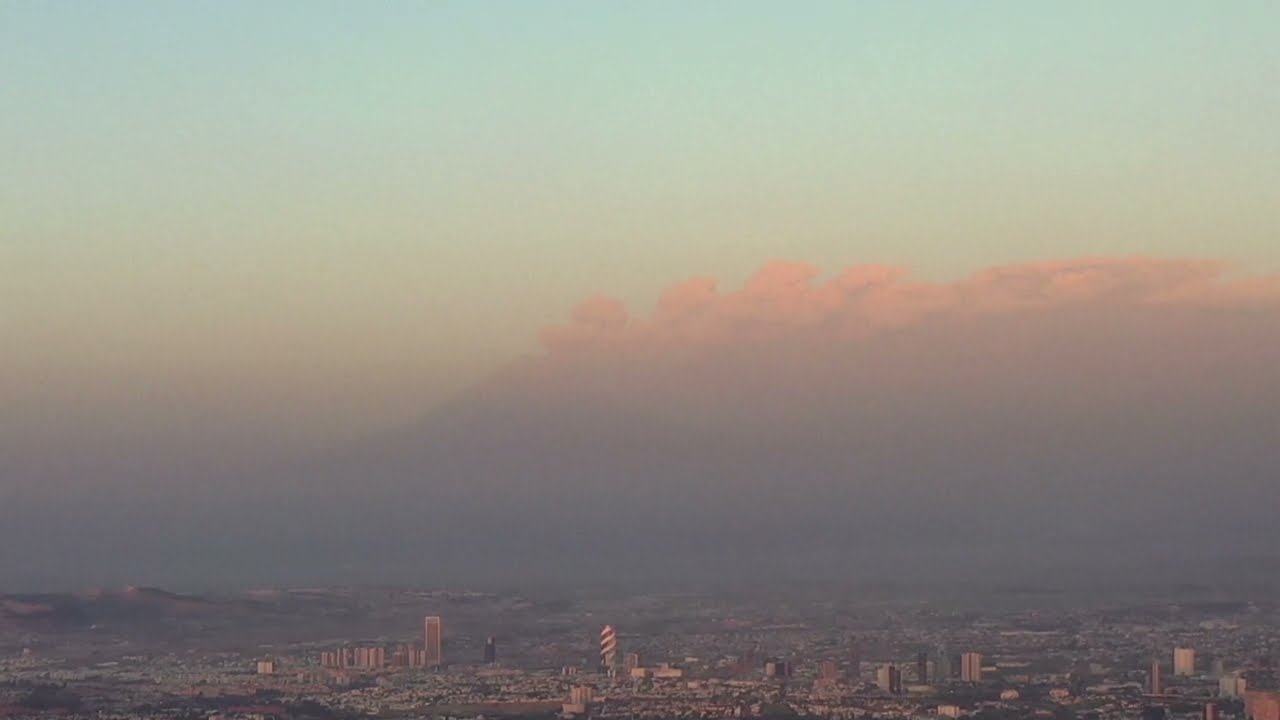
[1211,659,1225,678]
[600,625,618,671]
[877,664,902,694]
[849,637,861,678]
[961,653,983,683]
[624,652,642,672]
[936,649,953,682]
[917,651,929,683]
[820,660,839,682]
[1220,674,1246,698]
[424,616,443,667]
[484,636,497,664]
[1204,703,1219,720]
[1151,659,1164,695]
[1175,648,1196,676]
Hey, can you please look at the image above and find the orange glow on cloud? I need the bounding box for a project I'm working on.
[540,257,1280,358]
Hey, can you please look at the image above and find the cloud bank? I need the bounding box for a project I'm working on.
[541,256,1280,357]
[3,256,1279,588]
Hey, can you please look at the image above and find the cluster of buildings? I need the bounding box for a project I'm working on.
[4,587,1279,720]
[318,615,456,670]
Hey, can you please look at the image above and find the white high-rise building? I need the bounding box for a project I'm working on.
[1175,647,1196,676]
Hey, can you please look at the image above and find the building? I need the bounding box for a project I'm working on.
[624,652,642,672]
[652,662,683,679]
[256,660,275,675]
[1204,703,1219,720]
[1175,648,1196,676]
[917,651,930,683]
[936,648,953,681]
[877,664,902,694]
[1245,691,1280,720]
[564,686,594,715]
[600,625,618,672]
[1151,659,1164,695]
[819,660,840,683]
[1221,674,1247,698]
[424,616,443,667]
[961,653,983,683]
[849,637,861,679]
[483,636,497,664]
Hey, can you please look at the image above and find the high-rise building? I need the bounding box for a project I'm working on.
[1151,659,1164,695]
[1204,703,1219,720]
[600,625,618,671]
[1220,674,1247,698]
[961,653,983,683]
[424,616,443,667]
[819,660,839,683]
[624,652,642,672]
[484,636,497,664]
[849,637,861,678]
[1175,648,1196,676]
[877,664,902,694]
[917,652,930,683]
[936,648,953,682]
[1245,691,1280,720]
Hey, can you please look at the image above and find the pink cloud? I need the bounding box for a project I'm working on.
[540,256,1280,359]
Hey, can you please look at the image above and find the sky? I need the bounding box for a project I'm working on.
[2,2,1279,588]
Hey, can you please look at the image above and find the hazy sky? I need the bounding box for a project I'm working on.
[2,2,1279,587]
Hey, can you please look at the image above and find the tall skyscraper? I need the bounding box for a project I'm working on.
[1151,659,1164,695]
[849,636,861,679]
[1175,647,1196,676]
[483,636,497,664]
[916,651,930,683]
[624,652,642,672]
[877,664,902,694]
[600,625,618,671]
[1204,703,1219,720]
[424,616,443,667]
[961,653,982,683]
[936,647,953,681]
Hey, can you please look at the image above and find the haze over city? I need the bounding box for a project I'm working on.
[6,4,1280,720]
[3,2,1278,591]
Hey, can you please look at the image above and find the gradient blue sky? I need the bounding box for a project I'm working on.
[3,0,1279,441]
